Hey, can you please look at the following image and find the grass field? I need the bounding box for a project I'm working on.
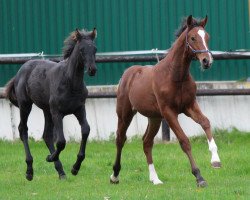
[0,129,249,200]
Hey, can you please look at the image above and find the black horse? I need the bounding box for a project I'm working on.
[4,28,97,180]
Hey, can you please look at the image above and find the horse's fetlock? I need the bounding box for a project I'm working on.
[77,154,85,161]
[192,168,200,176]
[56,140,66,150]
[113,164,121,176]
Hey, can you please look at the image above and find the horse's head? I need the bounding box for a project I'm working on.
[74,28,97,76]
[186,15,213,69]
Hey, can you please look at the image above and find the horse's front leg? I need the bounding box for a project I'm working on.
[162,108,207,187]
[46,111,65,162]
[71,106,90,175]
[185,101,221,168]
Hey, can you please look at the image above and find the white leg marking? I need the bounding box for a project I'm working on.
[149,164,163,185]
[208,138,220,163]
[110,173,119,183]
[197,29,213,62]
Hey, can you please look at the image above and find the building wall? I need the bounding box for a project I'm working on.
[0,0,250,86]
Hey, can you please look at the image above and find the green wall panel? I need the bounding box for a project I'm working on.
[0,0,249,86]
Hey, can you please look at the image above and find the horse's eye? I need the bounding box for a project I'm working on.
[191,37,195,41]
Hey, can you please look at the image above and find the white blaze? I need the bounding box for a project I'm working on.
[197,29,213,62]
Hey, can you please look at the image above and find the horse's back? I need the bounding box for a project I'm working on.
[15,59,57,80]
[119,65,153,87]
[14,59,59,107]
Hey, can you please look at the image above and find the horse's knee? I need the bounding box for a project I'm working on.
[18,124,28,140]
[116,135,127,147]
[18,123,28,132]
[81,124,90,139]
[179,137,191,152]
[143,140,153,154]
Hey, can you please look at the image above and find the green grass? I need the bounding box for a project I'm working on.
[0,129,249,200]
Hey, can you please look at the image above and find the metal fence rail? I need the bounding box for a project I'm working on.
[0,50,250,64]
[86,89,250,98]
[2,88,250,99]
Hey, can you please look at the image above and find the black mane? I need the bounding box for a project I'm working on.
[175,17,203,38]
[62,29,93,59]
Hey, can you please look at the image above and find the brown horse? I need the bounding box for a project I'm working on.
[110,15,221,187]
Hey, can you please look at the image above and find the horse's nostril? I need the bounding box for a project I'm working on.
[202,58,209,65]
[88,67,97,76]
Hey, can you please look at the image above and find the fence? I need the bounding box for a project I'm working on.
[1,50,250,64]
[1,50,250,140]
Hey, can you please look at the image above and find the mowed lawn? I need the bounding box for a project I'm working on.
[0,129,249,200]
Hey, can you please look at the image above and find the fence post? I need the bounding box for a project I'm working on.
[162,119,170,141]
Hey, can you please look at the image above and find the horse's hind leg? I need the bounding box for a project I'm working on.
[110,99,135,184]
[71,106,90,176]
[42,110,66,179]
[18,102,33,181]
[143,118,162,185]
[46,110,65,162]
[185,101,221,168]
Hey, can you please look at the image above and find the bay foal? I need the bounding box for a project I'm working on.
[110,15,221,187]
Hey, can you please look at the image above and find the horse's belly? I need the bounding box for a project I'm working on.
[59,100,83,114]
[129,92,161,118]
[28,86,50,108]
[137,108,162,118]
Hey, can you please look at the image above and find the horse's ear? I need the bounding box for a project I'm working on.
[91,28,97,40]
[186,15,193,28]
[73,28,82,41]
[200,15,208,28]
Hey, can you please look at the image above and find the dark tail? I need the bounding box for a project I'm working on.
[4,77,18,107]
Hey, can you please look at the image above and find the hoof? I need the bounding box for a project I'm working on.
[110,174,119,184]
[46,154,58,162]
[151,179,163,185]
[211,161,221,168]
[110,179,119,184]
[59,174,67,180]
[26,173,33,181]
[197,180,207,188]
[71,168,79,176]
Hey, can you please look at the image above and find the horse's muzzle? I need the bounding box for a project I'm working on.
[88,66,97,76]
[202,58,211,69]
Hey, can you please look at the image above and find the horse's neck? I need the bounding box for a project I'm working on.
[159,32,192,82]
[66,46,84,91]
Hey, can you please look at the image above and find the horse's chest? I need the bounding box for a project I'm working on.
[176,91,194,105]
[52,92,86,114]
[167,84,196,111]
